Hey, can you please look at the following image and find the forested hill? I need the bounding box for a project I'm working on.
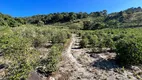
[0,7,142,29]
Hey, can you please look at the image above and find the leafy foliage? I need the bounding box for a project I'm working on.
[38,44,62,76]
[1,7,142,29]
[0,26,71,79]
[80,37,89,48]
[116,38,142,66]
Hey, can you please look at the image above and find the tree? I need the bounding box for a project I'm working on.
[83,20,92,30]
[82,12,88,18]
[69,12,77,21]
[15,18,26,24]
[0,18,8,26]
[90,12,100,17]
[77,12,84,19]
[107,20,120,28]
[102,10,107,16]
[90,23,106,29]
[7,19,20,27]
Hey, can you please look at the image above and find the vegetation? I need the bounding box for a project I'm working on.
[0,26,71,79]
[116,38,142,66]
[1,7,142,79]
[79,28,142,66]
[80,37,89,48]
[1,7,142,29]
[37,44,62,76]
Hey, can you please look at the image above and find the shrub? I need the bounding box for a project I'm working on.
[68,23,83,30]
[32,34,48,48]
[37,20,44,26]
[38,44,62,76]
[80,38,89,48]
[89,35,98,47]
[51,31,69,44]
[83,20,92,30]
[113,34,126,41]
[0,28,40,79]
[103,37,115,50]
[0,36,40,80]
[116,38,142,66]
[0,18,8,26]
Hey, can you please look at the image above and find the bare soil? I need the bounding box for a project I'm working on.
[58,34,142,80]
[28,34,142,80]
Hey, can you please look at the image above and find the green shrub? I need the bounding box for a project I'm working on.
[89,35,98,47]
[113,34,126,41]
[103,37,115,50]
[0,18,8,26]
[69,23,83,30]
[0,28,40,79]
[32,34,48,47]
[51,31,69,44]
[116,38,142,66]
[80,38,89,48]
[6,60,32,80]
[38,44,62,76]
[83,20,92,30]
[37,20,44,26]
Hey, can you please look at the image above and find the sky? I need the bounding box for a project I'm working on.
[0,0,142,17]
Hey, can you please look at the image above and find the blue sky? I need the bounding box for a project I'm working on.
[0,0,142,17]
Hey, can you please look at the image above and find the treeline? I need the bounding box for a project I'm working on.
[0,7,142,29]
[25,10,107,24]
[0,10,107,27]
[83,7,142,30]
[0,13,26,27]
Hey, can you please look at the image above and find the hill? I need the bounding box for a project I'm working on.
[1,7,142,80]
[0,7,142,29]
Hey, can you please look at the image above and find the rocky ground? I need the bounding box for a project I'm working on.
[58,34,142,80]
[3,34,142,80]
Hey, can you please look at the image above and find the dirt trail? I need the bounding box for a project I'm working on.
[59,34,141,80]
[28,34,141,80]
[59,34,94,80]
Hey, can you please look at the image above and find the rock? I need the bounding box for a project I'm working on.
[48,77,55,80]
[0,69,6,78]
[131,66,141,71]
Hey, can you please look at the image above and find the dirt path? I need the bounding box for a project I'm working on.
[59,34,95,80]
[59,34,141,80]
[28,34,142,80]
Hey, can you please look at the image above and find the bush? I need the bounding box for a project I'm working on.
[103,37,115,50]
[37,20,44,26]
[83,20,92,30]
[116,38,142,66]
[38,44,62,76]
[0,27,40,79]
[51,31,70,44]
[68,23,83,30]
[0,35,40,80]
[0,18,8,26]
[32,34,47,48]
[80,38,89,48]
[113,34,126,41]
[89,35,98,47]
